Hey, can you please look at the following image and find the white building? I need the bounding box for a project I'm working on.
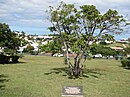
[18,35,53,52]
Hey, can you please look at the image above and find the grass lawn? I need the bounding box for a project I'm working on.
[0,55,130,97]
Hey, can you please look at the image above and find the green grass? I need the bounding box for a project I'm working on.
[0,55,130,97]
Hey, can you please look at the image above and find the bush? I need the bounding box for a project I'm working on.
[11,55,20,63]
[3,48,14,55]
[0,54,10,64]
[121,57,130,68]
[23,45,34,54]
[0,54,20,64]
[30,51,38,55]
[0,54,4,64]
[115,56,119,60]
[121,58,128,67]
[127,58,130,68]
[127,57,130,60]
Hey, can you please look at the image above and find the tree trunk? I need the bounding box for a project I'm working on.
[68,59,83,78]
[67,50,86,78]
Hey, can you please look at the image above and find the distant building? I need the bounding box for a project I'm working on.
[117,38,129,43]
[17,35,53,53]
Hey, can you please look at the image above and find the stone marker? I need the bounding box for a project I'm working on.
[62,86,83,97]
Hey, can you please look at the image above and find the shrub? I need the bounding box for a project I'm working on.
[23,45,34,54]
[0,54,20,64]
[11,55,20,63]
[121,57,130,68]
[0,55,5,64]
[30,51,38,55]
[121,58,128,67]
[0,54,4,64]
[120,57,123,60]
[127,57,130,60]
[127,58,130,68]
[3,48,14,55]
[4,56,11,63]
[0,54,10,64]
[115,56,119,60]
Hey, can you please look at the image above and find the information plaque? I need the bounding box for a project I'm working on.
[62,86,83,97]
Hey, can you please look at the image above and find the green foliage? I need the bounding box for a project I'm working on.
[23,44,34,53]
[40,36,62,54]
[3,48,14,55]
[100,41,107,45]
[121,58,128,67]
[121,57,130,68]
[124,47,130,55]
[47,2,129,77]
[11,55,20,63]
[101,34,115,42]
[0,54,20,64]
[0,54,10,64]
[0,23,26,54]
[90,44,116,56]
[115,56,119,60]
[48,1,127,55]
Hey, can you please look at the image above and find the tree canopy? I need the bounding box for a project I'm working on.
[0,23,26,54]
[47,2,129,78]
[40,35,62,54]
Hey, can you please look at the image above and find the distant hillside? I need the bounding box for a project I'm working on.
[108,42,130,48]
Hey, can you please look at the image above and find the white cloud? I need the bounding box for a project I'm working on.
[0,0,130,35]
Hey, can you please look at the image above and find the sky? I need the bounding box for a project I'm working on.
[0,0,130,40]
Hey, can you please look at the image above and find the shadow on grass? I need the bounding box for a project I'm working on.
[83,68,103,78]
[0,74,9,90]
[44,67,68,76]
[11,61,27,64]
[44,67,104,79]
[119,66,130,70]
[124,67,130,70]
[0,61,27,65]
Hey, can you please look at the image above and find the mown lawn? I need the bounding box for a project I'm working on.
[0,55,130,97]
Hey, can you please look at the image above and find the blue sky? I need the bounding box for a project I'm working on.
[0,0,130,39]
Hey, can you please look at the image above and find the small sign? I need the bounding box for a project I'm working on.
[62,86,83,97]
